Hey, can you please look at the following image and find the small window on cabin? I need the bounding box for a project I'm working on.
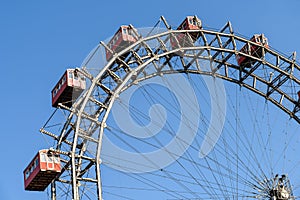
[69,71,73,79]
[62,76,66,85]
[33,160,36,169]
[47,156,53,163]
[53,156,60,163]
[35,158,39,167]
[256,37,261,43]
[123,28,127,35]
[189,18,193,25]
[25,170,30,179]
[40,153,47,162]
[73,72,78,80]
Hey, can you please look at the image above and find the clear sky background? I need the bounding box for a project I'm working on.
[1,0,300,199]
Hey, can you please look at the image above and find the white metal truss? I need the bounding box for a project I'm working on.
[40,16,300,200]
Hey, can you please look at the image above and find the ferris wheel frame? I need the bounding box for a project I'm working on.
[38,16,300,200]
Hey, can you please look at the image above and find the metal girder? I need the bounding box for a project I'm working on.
[211,36,232,60]
[89,97,107,109]
[106,69,122,84]
[240,61,262,81]
[212,51,235,74]
[96,82,113,95]
[40,128,74,146]
[78,160,95,177]
[267,62,294,97]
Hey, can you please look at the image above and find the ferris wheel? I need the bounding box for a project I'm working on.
[23,16,300,200]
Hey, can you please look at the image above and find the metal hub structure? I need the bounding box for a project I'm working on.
[254,174,294,199]
[269,175,294,200]
[40,16,300,199]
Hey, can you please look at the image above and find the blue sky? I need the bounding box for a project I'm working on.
[1,0,300,199]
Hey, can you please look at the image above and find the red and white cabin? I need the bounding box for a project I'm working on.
[23,149,61,191]
[105,25,138,61]
[236,34,269,68]
[52,69,86,108]
[171,16,202,49]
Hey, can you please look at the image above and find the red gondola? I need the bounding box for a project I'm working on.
[52,69,86,108]
[171,16,202,49]
[105,25,138,61]
[236,34,269,68]
[23,149,61,191]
